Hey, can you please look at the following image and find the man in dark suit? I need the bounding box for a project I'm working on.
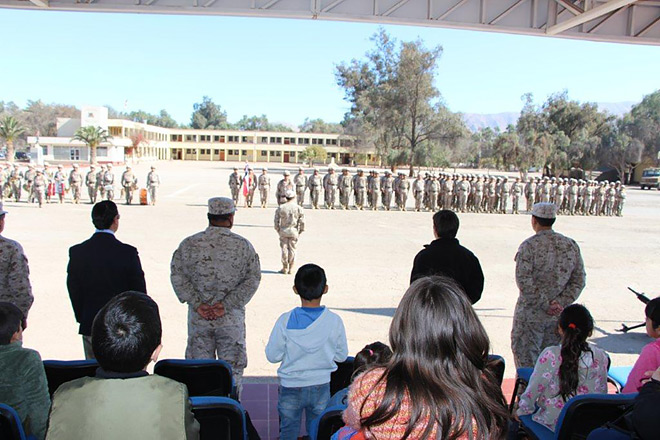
[410,210,484,304]
[67,200,147,359]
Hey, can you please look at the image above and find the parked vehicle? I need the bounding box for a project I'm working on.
[640,168,660,189]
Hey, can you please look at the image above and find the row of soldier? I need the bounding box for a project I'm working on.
[229,167,626,216]
[0,163,161,207]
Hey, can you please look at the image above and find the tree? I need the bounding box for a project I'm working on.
[599,116,643,183]
[130,133,146,160]
[71,126,111,164]
[627,90,660,163]
[234,114,289,131]
[299,118,343,134]
[299,145,327,167]
[190,96,230,129]
[0,116,26,163]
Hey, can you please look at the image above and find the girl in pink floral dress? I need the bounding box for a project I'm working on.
[517,304,609,431]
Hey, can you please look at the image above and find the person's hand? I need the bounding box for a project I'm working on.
[210,302,225,319]
[547,300,563,316]
[196,304,215,320]
[641,366,660,384]
[653,366,660,382]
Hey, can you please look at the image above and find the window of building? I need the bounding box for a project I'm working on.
[260,137,268,143]
[70,148,80,161]
[186,149,193,154]
[228,136,239,143]
[185,135,197,142]
[260,150,267,156]
[328,139,337,145]
[241,136,249,143]
[241,150,247,155]
[200,135,211,142]
[284,138,291,145]
[214,149,220,155]
[290,151,296,157]
[171,134,183,142]
[97,147,108,157]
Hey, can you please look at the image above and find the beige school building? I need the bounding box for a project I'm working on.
[27,106,379,166]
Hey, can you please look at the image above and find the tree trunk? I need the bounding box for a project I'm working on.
[7,140,14,164]
[90,145,97,165]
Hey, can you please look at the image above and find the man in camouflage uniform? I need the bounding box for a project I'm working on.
[499,177,510,214]
[473,176,484,213]
[457,175,470,213]
[244,167,257,208]
[512,202,586,368]
[121,166,137,205]
[428,174,440,212]
[146,166,160,206]
[85,165,97,204]
[31,170,46,208]
[582,180,594,215]
[307,168,322,209]
[369,170,380,210]
[540,177,551,203]
[567,179,579,215]
[381,170,394,211]
[103,163,115,201]
[43,163,54,204]
[524,177,536,212]
[258,168,271,208]
[9,165,22,202]
[274,189,305,274]
[0,203,33,318]
[323,167,338,209]
[228,167,242,205]
[443,175,454,211]
[354,169,367,210]
[54,165,67,203]
[171,197,261,391]
[615,184,626,217]
[275,171,294,206]
[510,177,523,214]
[24,165,36,203]
[96,165,106,201]
[413,174,424,212]
[397,173,410,211]
[293,167,307,207]
[338,168,351,209]
[605,182,616,216]
[69,164,83,204]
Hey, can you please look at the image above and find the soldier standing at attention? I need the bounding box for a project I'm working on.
[473,176,484,213]
[567,179,579,215]
[428,174,440,212]
[85,165,97,204]
[499,177,510,214]
[510,177,523,214]
[228,167,242,205]
[338,168,352,210]
[511,202,585,369]
[121,166,137,205]
[413,174,424,212]
[54,165,67,204]
[32,170,46,208]
[354,169,367,210]
[244,167,257,208]
[369,170,380,210]
[397,173,410,211]
[323,167,338,209]
[103,164,115,201]
[274,190,305,274]
[43,163,54,204]
[96,165,106,201]
[0,203,33,318]
[381,170,394,210]
[524,177,536,212]
[258,168,271,208]
[171,197,261,392]
[293,167,307,207]
[69,164,83,204]
[275,171,294,206]
[146,166,160,206]
[307,168,322,209]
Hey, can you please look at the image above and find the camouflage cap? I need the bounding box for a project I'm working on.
[284,189,296,199]
[0,202,7,216]
[283,170,290,176]
[531,202,557,219]
[208,197,236,216]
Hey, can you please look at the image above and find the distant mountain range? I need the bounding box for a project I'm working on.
[462,101,636,132]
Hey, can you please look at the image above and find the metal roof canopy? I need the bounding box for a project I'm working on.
[2,0,660,45]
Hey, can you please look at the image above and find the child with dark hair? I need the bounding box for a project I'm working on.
[623,297,660,393]
[0,302,50,440]
[266,263,348,440]
[517,304,609,431]
[46,291,199,440]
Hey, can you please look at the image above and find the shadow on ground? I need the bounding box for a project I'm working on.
[333,307,397,317]
[591,326,650,355]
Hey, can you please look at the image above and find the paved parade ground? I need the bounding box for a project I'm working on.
[6,160,660,380]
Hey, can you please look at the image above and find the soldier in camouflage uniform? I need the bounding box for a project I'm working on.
[397,173,410,211]
[512,202,585,368]
[258,168,271,208]
[69,164,83,204]
[0,203,33,317]
[413,174,424,212]
[54,165,67,203]
[228,167,242,205]
[274,190,305,274]
[146,166,160,206]
[428,175,440,212]
[24,165,36,203]
[323,167,338,209]
[615,184,626,217]
[245,167,257,208]
[354,169,367,210]
[338,168,351,209]
[103,164,116,201]
[457,175,470,213]
[369,170,380,210]
[43,163,54,204]
[96,165,106,201]
[9,165,22,202]
[294,167,307,207]
[524,177,536,212]
[499,177,510,214]
[307,168,322,209]
[567,179,579,215]
[121,166,137,205]
[31,170,46,208]
[170,197,261,392]
[510,177,522,214]
[275,171,294,206]
[86,165,97,204]
[381,170,394,211]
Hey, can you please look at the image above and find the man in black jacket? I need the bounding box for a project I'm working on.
[410,210,484,304]
[67,200,147,359]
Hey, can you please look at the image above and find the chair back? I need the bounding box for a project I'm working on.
[43,360,99,396]
[154,359,235,398]
[0,404,27,440]
[309,405,346,440]
[330,357,355,396]
[487,354,506,386]
[191,396,247,440]
[555,393,637,440]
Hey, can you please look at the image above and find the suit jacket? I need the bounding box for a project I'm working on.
[410,237,484,304]
[67,232,147,335]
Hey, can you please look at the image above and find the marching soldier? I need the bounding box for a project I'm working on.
[275,171,294,206]
[85,165,97,204]
[69,164,83,204]
[121,166,137,205]
[307,168,322,209]
[42,163,54,204]
[32,170,46,208]
[228,167,242,205]
[293,167,307,207]
[258,168,271,208]
[54,164,67,203]
[323,167,338,209]
[274,189,305,274]
[9,165,22,202]
[146,166,160,206]
[24,165,36,203]
[338,168,352,210]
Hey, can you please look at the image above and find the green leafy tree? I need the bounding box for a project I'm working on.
[299,145,327,167]
[191,96,230,130]
[71,126,111,164]
[0,116,26,164]
[598,115,643,182]
[299,118,343,134]
[234,114,289,132]
[627,90,660,163]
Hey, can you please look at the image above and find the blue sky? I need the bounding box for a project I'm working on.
[0,8,658,126]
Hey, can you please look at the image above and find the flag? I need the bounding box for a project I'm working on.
[242,162,250,197]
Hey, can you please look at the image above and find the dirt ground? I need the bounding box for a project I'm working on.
[6,160,659,380]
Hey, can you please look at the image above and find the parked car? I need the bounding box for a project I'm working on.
[640,168,660,190]
[14,151,30,162]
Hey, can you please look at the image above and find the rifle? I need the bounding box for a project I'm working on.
[616,287,652,333]
[627,287,651,305]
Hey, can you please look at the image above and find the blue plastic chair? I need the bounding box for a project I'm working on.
[155,359,237,399]
[308,405,346,440]
[509,367,534,412]
[520,393,637,440]
[191,396,247,440]
[0,403,27,440]
[488,354,506,386]
[607,366,633,392]
[43,359,99,396]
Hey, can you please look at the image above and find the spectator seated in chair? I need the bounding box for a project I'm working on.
[46,291,199,440]
[622,297,660,393]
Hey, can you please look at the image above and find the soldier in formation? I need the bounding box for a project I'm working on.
[103,164,116,201]
[146,166,160,206]
[86,165,97,204]
[228,167,242,205]
[353,169,367,210]
[338,168,352,209]
[293,167,307,207]
[121,166,138,205]
[244,167,256,208]
[258,168,270,208]
[323,167,339,209]
[275,171,294,205]
[273,189,305,274]
[32,170,46,208]
[54,165,67,203]
[307,168,322,209]
[69,164,83,204]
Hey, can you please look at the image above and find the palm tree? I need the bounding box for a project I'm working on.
[0,116,26,164]
[71,126,111,164]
